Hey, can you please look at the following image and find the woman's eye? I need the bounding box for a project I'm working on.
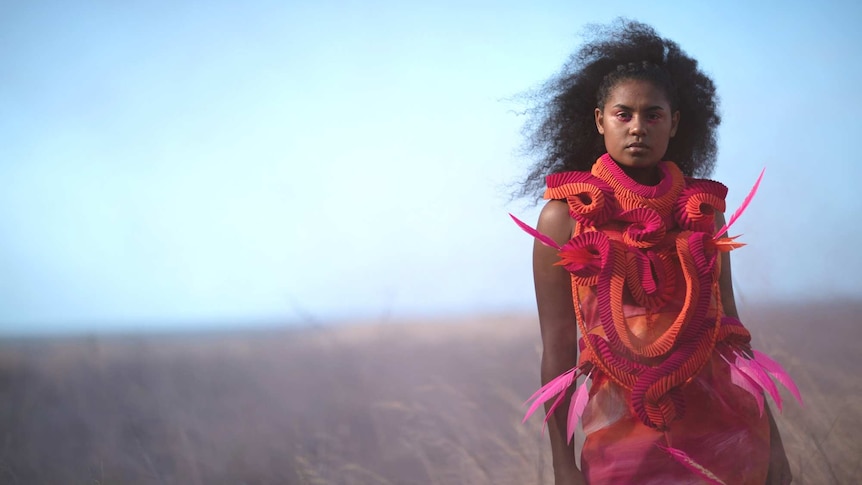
[648,113,663,121]
[616,112,632,121]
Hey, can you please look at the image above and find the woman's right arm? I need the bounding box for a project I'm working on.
[533,200,585,485]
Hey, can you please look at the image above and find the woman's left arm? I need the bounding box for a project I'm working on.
[715,212,792,485]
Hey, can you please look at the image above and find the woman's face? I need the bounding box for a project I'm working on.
[595,79,680,176]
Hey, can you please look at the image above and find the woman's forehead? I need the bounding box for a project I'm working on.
[606,79,672,107]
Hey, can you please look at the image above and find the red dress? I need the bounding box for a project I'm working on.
[516,154,799,484]
[577,283,770,484]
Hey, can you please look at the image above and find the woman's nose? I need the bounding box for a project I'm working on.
[629,116,647,136]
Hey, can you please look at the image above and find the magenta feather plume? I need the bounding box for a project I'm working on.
[714,167,765,239]
[509,213,561,250]
[657,444,727,484]
[542,391,568,430]
[523,367,576,405]
[522,367,578,423]
[729,362,764,416]
[736,357,783,411]
[752,350,803,406]
[567,379,591,443]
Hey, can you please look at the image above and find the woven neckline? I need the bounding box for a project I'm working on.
[596,153,675,199]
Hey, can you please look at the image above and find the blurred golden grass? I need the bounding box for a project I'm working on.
[0,301,859,484]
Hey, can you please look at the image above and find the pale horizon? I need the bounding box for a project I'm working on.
[2,1,861,335]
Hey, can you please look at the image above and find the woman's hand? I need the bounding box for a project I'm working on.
[766,440,792,484]
[555,467,587,485]
[765,406,792,484]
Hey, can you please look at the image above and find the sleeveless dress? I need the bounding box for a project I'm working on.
[515,154,801,484]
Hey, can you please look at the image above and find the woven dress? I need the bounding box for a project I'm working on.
[516,154,800,484]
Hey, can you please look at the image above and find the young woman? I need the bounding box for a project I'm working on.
[514,20,798,484]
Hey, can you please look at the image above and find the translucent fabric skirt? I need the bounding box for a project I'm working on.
[580,352,770,485]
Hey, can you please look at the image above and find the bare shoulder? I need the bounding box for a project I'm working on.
[537,199,575,245]
[714,210,727,236]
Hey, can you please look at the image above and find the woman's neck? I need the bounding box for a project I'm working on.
[619,165,662,186]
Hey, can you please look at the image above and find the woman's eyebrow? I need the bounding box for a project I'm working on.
[611,103,666,111]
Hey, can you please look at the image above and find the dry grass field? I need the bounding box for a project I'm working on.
[0,301,859,484]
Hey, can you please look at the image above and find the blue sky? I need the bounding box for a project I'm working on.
[2,1,861,334]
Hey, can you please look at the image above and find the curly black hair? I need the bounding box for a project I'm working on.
[518,19,720,197]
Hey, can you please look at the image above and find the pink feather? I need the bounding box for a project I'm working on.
[714,167,765,239]
[657,444,727,484]
[567,379,591,443]
[752,350,804,406]
[729,363,764,416]
[541,391,568,431]
[509,213,561,250]
[736,357,783,411]
[523,367,576,405]
[523,368,577,423]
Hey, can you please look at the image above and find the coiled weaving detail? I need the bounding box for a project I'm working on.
[554,155,746,429]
